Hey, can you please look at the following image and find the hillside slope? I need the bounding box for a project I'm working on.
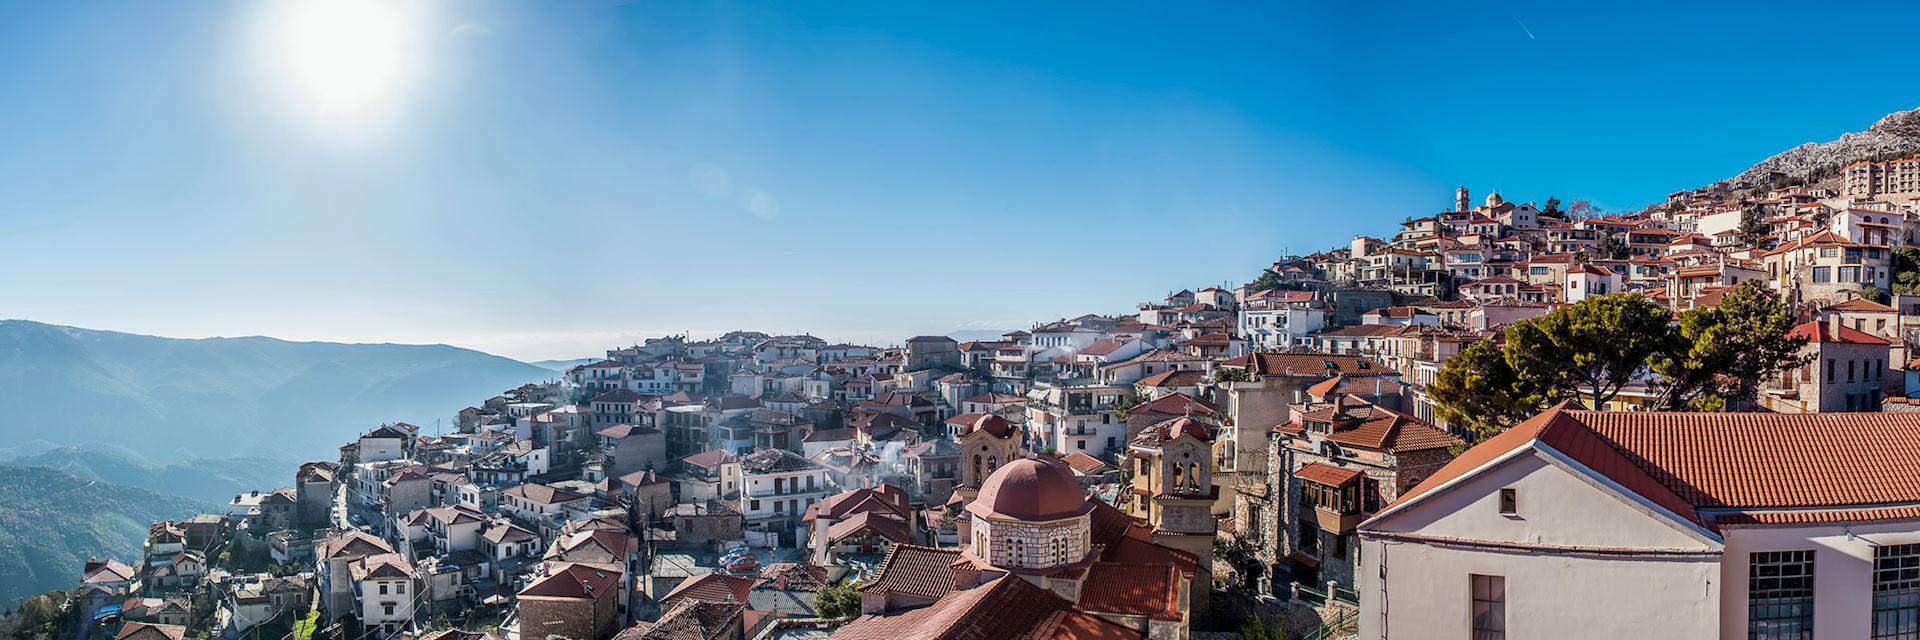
[0,320,553,462]
[1730,107,1920,186]
[0,466,211,607]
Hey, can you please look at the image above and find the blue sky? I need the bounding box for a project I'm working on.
[4,1,1920,360]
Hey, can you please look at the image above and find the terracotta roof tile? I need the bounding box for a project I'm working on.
[858,545,962,601]
[838,575,1138,640]
[1294,463,1363,486]
[1077,563,1184,622]
[1789,320,1890,345]
[1386,403,1920,530]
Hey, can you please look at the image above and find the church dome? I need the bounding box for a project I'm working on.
[968,458,1091,522]
[964,413,1013,438]
[1485,192,1505,207]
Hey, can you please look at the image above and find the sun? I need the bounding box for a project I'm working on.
[247,0,426,129]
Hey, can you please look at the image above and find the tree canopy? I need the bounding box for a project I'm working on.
[1651,283,1811,411]
[1431,288,1809,439]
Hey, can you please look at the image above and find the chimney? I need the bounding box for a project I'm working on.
[1829,312,1841,338]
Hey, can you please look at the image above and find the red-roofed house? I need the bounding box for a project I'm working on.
[1761,317,1891,413]
[1359,404,1920,640]
[803,484,915,564]
[519,563,623,640]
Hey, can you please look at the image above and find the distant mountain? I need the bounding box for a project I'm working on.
[0,447,293,506]
[1728,107,1920,186]
[0,320,554,463]
[0,465,211,607]
[529,357,600,371]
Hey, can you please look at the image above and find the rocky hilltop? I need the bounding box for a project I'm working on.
[1729,107,1920,186]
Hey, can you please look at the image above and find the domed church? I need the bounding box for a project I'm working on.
[844,454,1204,639]
[964,457,1095,571]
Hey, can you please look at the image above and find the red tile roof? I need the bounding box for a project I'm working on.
[826,511,912,545]
[1387,403,1920,528]
[1077,563,1185,622]
[858,545,963,601]
[660,573,754,608]
[1062,452,1113,476]
[1827,298,1898,313]
[1294,463,1363,486]
[519,562,621,600]
[1134,369,1206,388]
[1133,392,1219,417]
[1789,320,1890,344]
[837,575,1140,640]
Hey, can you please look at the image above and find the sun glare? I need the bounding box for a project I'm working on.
[249,0,425,131]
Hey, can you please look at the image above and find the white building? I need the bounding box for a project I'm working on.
[1239,304,1328,351]
[348,553,417,635]
[1358,403,1920,640]
[739,449,831,525]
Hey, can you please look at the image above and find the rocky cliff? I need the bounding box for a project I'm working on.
[1729,107,1920,186]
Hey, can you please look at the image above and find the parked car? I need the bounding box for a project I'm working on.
[725,555,759,573]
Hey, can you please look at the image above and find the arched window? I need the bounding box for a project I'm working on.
[972,454,981,481]
[987,456,998,475]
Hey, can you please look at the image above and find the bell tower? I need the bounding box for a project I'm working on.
[1455,186,1470,213]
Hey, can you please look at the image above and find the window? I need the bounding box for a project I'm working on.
[383,604,395,616]
[1828,359,1836,383]
[1750,550,1815,640]
[1471,574,1505,640]
[395,583,404,594]
[1877,543,1920,639]
[1076,440,1086,450]
[1498,488,1517,516]
[378,584,388,595]
[1813,266,1832,283]
[749,499,761,511]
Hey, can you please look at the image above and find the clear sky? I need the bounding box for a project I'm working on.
[5,1,1920,361]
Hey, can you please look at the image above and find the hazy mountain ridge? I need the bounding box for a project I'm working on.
[0,447,294,506]
[529,357,600,371]
[1729,107,1920,186]
[0,320,554,462]
[0,465,211,607]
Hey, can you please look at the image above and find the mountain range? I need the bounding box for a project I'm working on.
[0,320,555,464]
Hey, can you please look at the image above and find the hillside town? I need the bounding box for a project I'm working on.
[59,168,1920,640]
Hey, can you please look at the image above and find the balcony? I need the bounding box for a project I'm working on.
[1312,506,1363,534]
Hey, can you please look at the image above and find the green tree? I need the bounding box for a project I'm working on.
[1433,294,1673,439]
[1505,294,1673,409]
[1592,234,1628,260]
[1736,205,1767,248]
[1651,282,1811,411]
[1249,269,1287,293]
[1893,246,1920,295]
[1542,196,1563,217]
[1429,339,1554,439]
[814,580,862,619]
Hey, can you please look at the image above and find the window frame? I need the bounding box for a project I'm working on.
[1470,574,1505,640]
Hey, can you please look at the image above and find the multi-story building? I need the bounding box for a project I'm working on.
[1761,231,1891,306]
[1761,318,1892,413]
[738,449,831,530]
[1265,389,1454,594]
[1359,405,1920,640]
[1844,156,1920,204]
